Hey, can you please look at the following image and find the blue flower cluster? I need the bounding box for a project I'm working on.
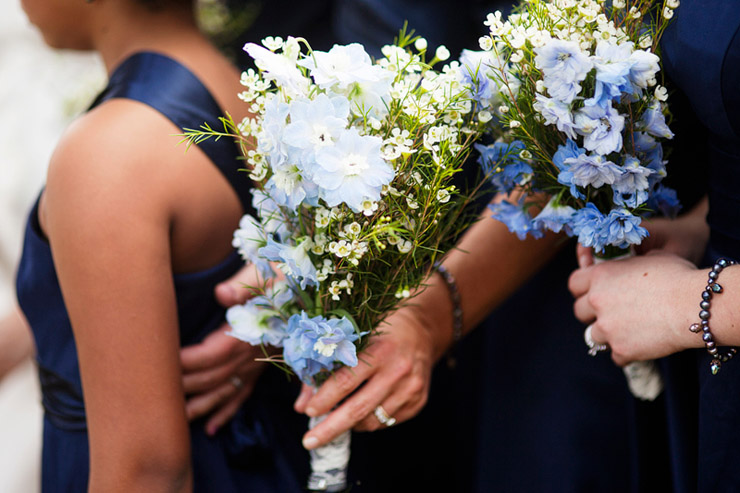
[283,312,363,384]
[472,12,680,254]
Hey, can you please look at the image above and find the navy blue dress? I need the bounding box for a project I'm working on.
[15,52,308,493]
[635,2,740,492]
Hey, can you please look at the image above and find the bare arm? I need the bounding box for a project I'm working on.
[45,106,193,492]
[296,198,564,449]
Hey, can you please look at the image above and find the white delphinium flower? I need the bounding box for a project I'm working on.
[243,42,308,96]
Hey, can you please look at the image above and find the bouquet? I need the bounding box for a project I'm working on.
[461,0,681,400]
[185,29,487,491]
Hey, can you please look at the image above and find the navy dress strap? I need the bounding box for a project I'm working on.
[92,52,255,217]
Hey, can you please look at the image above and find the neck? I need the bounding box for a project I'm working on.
[88,3,202,74]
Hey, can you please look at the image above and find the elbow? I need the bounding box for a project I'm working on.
[90,447,193,492]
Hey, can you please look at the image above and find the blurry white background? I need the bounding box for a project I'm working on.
[0,1,104,491]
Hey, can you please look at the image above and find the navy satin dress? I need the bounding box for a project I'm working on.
[638,2,740,492]
[15,52,308,492]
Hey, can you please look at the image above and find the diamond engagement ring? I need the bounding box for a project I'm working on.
[584,325,609,356]
[373,405,396,427]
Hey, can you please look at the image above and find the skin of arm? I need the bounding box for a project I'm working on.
[43,103,200,492]
[295,199,565,449]
[0,305,35,380]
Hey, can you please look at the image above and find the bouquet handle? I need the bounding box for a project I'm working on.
[592,252,663,401]
[306,413,351,492]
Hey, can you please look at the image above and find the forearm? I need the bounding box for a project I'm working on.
[0,304,35,378]
[413,206,565,360]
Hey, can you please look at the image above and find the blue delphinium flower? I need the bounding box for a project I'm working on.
[533,94,577,139]
[475,140,532,193]
[633,132,666,187]
[553,139,588,199]
[257,96,291,170]
[627,49,660,90]
[612,155,653,208]
[586,41,635,107]
[531,197,576,235]
[534,39,593,104]
[638,101,674,140]
[313,128,394,212]
[646,185,681,218]
[264,165,320,211]
[488,199,543,240]
[259,237,318,289]
[574,102,625,155]
[562,153,623,190]
[572,202,606,251]
[283,312,362,384]
[599,208,649,249]
[226,298,289,347]
[252,189,290,240]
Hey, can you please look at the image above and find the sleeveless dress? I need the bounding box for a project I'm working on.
[633,2,740,492]
[15,52,308,493]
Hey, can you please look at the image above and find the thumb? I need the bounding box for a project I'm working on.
[214,264,261,307]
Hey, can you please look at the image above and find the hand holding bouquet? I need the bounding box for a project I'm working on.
[462,0,681,399]
[185,29,487,490]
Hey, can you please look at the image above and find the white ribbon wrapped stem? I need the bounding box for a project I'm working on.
[306,413,351,492]
[593,252,664,401]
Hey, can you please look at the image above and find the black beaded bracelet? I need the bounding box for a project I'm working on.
[433,262,463,346]
[689,258,738,375]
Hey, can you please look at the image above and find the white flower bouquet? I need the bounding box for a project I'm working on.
[461,0,681,399]
[185,29,487,491]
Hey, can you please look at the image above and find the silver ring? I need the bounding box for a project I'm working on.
[373,405,396,427]
[230,375,243,389]
[584,325,609,356]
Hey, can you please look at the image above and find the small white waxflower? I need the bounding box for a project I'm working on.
[479,35,494,51]
[612,0,626,8]
[519,149,533,160]
[510,50,524,63]
[386,234,400,246]
[629,6,642,19]
[261,36,284,51]
[639,34,653,49]
[361,200,378,216]
[406,196,419,209]
[479,110,493,123]
[498,104,510,114]
[509,119,522,128]
[395,287,411,299]
[398,240,413,253]
[333,240,353,258]
[414,37,428,51]
[535,80,545,93]
[662,7,674,19]
[344,222,362,236]
[666,0,680,8]
[654,85,669,102]
[437,189,451,203]
[435,46,451,61]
